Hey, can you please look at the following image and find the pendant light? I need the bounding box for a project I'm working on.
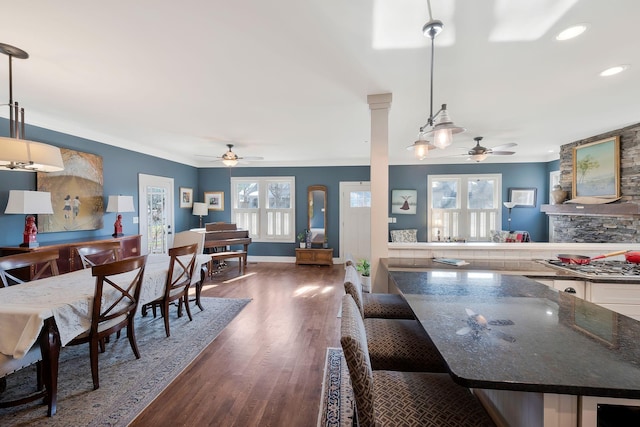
[0,43,64,172]
[409,0,465,157]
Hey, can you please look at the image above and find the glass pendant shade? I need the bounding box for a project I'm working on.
[406,137,433,160]
[222,158,238,167]
[424,106,465,149]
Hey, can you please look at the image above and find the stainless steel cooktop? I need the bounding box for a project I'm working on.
[545,259,640,278]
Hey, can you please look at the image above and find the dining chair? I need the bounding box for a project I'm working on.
[67,255,147,390]
[140,244,198,337]
[0,249,60,287]
[340,294,496,427]
[73,241,122,269]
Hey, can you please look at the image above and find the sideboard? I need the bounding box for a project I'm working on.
[0,234,141,279]
[295,248,333,266]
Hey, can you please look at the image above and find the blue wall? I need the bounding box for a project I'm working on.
[1,118,559,250]
[0,119,199,247]
[389,162,553,242]
[197,166,370,256]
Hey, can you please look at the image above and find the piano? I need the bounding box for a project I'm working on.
[202,223,251,266]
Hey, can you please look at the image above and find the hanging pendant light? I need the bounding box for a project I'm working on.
[0,43,64,172]
[409,1,464,157]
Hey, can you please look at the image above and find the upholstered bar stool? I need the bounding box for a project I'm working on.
[341,294,496,427]
[343,265,414,320]
[343,267,446,372]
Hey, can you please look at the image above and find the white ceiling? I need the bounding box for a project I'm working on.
[1,0,638,168]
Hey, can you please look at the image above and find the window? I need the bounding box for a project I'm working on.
[231,177,295,242]
[428,174,502,242]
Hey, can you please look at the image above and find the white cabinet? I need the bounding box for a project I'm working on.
[585,282,640,321]
[534,278,586,299]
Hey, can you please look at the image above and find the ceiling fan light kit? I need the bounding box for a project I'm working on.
[409,1,465,159]
[215,143,263,167]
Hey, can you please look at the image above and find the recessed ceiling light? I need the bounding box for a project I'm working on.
[555,24,587,41]
[600,65,629,77]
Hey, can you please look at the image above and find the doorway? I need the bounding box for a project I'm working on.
[340,181,371,263]
[138,173,174,254]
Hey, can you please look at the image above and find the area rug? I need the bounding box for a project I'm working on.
[317,347,354,427]
[0,297,251,426]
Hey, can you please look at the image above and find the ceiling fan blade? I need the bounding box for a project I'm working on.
[490,143,517,151]
[240,156,264,161]
[490,151,516,155]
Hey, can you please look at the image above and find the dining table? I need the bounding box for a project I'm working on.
[0,253,211,416]
[386,265,640,427]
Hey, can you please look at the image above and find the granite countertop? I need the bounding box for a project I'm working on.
[383,258,640,284]
[389,270,640,398]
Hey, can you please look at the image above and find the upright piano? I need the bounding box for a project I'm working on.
[203,223,251,266]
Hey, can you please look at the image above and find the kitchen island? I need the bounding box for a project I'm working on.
[386,264,640,427]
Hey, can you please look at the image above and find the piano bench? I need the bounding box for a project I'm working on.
[209,251,247,274]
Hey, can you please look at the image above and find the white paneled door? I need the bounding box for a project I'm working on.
[340,181,371,263]
[138,173,174,254]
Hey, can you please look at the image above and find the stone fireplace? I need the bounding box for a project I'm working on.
[548,122,640,243]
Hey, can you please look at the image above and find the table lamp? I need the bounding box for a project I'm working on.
[192,202,208,228]
[503,201,517,232]
[4,190,54,247]
[106,195,135,237]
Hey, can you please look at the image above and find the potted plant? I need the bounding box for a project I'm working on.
[297,231,307,248]
[356,259,371,292]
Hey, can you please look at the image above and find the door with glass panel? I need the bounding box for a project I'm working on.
[138,173,174,254]
[340,181,371,262]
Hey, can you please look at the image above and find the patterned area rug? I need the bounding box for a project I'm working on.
[317,347,354,427]
[0,297,250,426]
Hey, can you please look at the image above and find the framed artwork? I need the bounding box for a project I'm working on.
[391,189,417,214]
[508,188,537,207]
[179,187,193,208]
[204,191,224,211]
[573,136,620,198]
[36,148,104,232]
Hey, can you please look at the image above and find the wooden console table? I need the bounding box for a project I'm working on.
[295,248,333,266]
[0,234,141,279]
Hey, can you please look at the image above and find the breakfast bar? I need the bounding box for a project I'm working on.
[386,265,640,427]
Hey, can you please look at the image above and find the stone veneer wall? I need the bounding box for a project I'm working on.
[552,122,640,243]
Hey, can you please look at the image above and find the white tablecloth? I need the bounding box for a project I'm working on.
[0,253,210,359]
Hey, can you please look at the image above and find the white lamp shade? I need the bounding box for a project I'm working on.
[192,202,208,216]
[106,195,135,213]
[503,201,517,209]
[4,190,54,214]
[0,137,64,172]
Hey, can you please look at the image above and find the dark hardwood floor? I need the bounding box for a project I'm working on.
[130,260,345,427]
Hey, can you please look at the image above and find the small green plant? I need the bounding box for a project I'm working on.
[356,259,370,277]
[297,231,307,242]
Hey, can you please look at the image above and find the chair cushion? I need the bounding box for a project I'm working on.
[362,293,414,319]
[390,229,418,243]
[373,371,496,426]
[0,345,41,377]
[364,318,447,373]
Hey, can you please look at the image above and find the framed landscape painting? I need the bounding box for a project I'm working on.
[573,136,620,198]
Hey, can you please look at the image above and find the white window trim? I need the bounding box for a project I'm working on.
[230,176,295,243]
[427,173,502,242]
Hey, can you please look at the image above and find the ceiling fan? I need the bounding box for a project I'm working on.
[212,144,264,167]
[463,137,517,162]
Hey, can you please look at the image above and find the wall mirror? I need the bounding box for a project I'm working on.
[307,185,327,247]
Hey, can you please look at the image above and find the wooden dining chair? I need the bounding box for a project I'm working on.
[73,241,122,269]
[0,249,60,287]
[67,255,147,390]
[340,294,496,427]
[140,243,198,337]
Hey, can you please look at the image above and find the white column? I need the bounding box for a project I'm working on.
[367,93,391,293]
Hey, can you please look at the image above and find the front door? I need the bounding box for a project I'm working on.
[340,181,371,263]
[138,173,174,254]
